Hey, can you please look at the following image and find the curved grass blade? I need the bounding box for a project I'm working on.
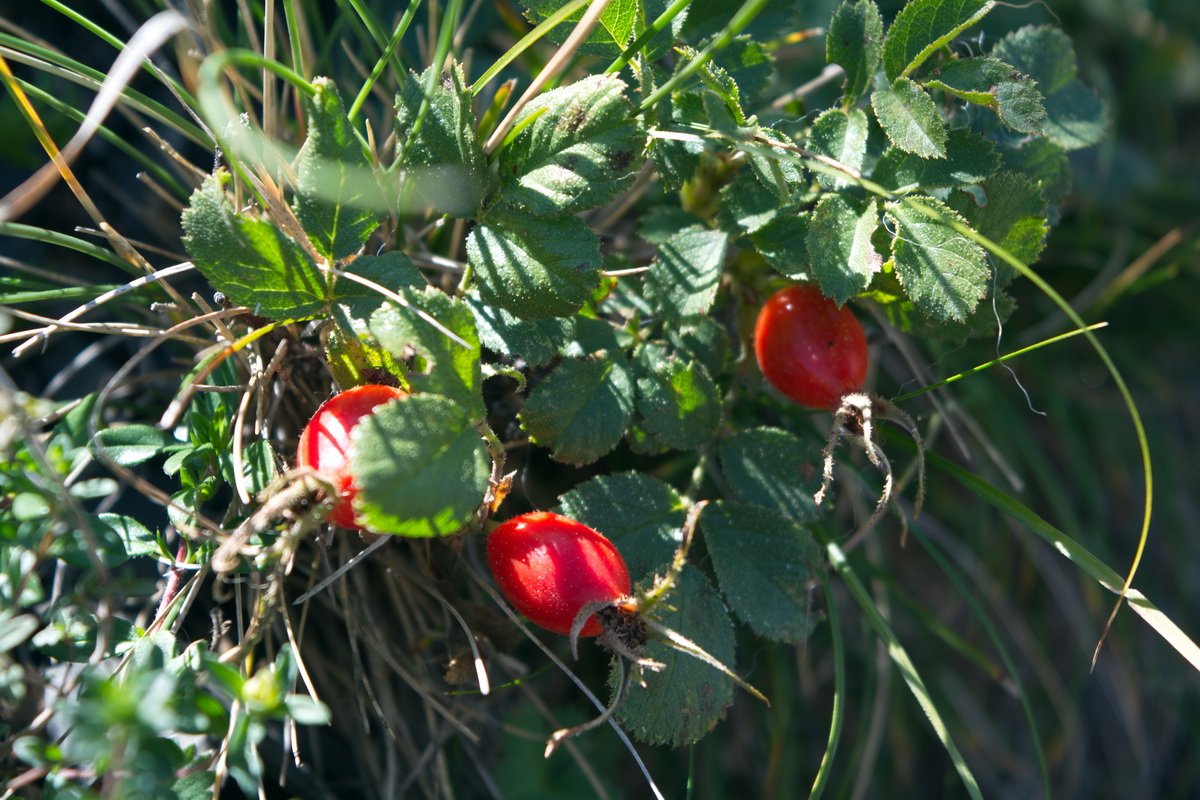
[897,195,1153,668]
[808,575,846,800]
[912,444,1200,674]
[892,322,1109,402]
[821,532,984,800]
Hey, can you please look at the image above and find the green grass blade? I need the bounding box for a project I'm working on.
[821,533,985,800]
[906,523,1053,798]
[636,0,774,114]
[893,322,1109,403]
[471,0,592,95]
[0,222,139,276]
[898,196,1154,665]
[808,575,846,800]
[910,442,1200,673]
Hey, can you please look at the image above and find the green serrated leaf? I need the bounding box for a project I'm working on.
[467,204,603,320]
[556,472,685,579]
[462,292,573,367]
[881,0,995,81]
[807,194,882,304]
[749,212,811,278]
[650,90,706,191]
[370,287,483,417]
[640,206,706,245]
[992,25,1076,94]
[717,169,783,236]
[827,0,885,106]
[719,427,823,522]
[329,252,426,337]
[499,74,644,216]
[991,26,1107,151]
[521,0,641,58]
[807,108,869,189]
[563,316,635,357]
[872,78,947,158]
[713,36,774,107]
[613,566,736,746]
[350,395,489,537]
[395,62,485,217]
[700,501,820,643]
[1001,137,1071,214]
[665,317,730,378]
[633,344,721,451]
[743,127,806,203]
[644,227,728,322]
[925,57,1044,134]
[293,78,383,261]
[682,44,748,126]
[519,354,635,464]
[871,127,999,190]
[886,196,989,321]
[91,424,174,466]
[946,171,1048,276]
[181,171,328,320]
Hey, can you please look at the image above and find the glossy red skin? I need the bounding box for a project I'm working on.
[487,512,631,637]
[296,384,408,529]
[754,285,867,411]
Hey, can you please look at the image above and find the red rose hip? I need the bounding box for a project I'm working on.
[296,384,408,529]
[754,284,867,410]
[487,512,631,637]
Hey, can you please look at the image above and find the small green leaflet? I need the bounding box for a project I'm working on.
[717,170,783,236]
[881,0,995,81]
[395,62,485,217]
[520,0,638,58]
[743,127,805,202]
[466,204,603,319]
[181,171,328,320]
[718,427,824,522]
[807,108,869,189]
[612,566,736,747]
[872,78,947,159]
[292,78,383,261]
[462,292,573,368]
[749,213,811,278]
[650,91,706,191]
[518,354,635,464]
[370,287,484,418]
[700,501,821,643]
[350,395,489,537]
[827,0,885,108]
[498,74,644,216]
[871,128,999,190]
[328,251,426,337]
[556,471,685,580]
[924,57,1045,134]
[947,171,1049,276]
[633,344,721,451]
[886,196,989,322]
[992,26,1108,150]
[644,226,728,322]
[807,194,881,305]
[91,424,174,466]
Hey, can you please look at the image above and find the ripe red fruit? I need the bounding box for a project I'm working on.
[487,512,631,637]
[296,384,408,529]
[754,285,867,410]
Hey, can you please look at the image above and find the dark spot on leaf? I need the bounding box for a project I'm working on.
[563,153,580,172]
[607,149,635,174]
[562,104,588,133]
